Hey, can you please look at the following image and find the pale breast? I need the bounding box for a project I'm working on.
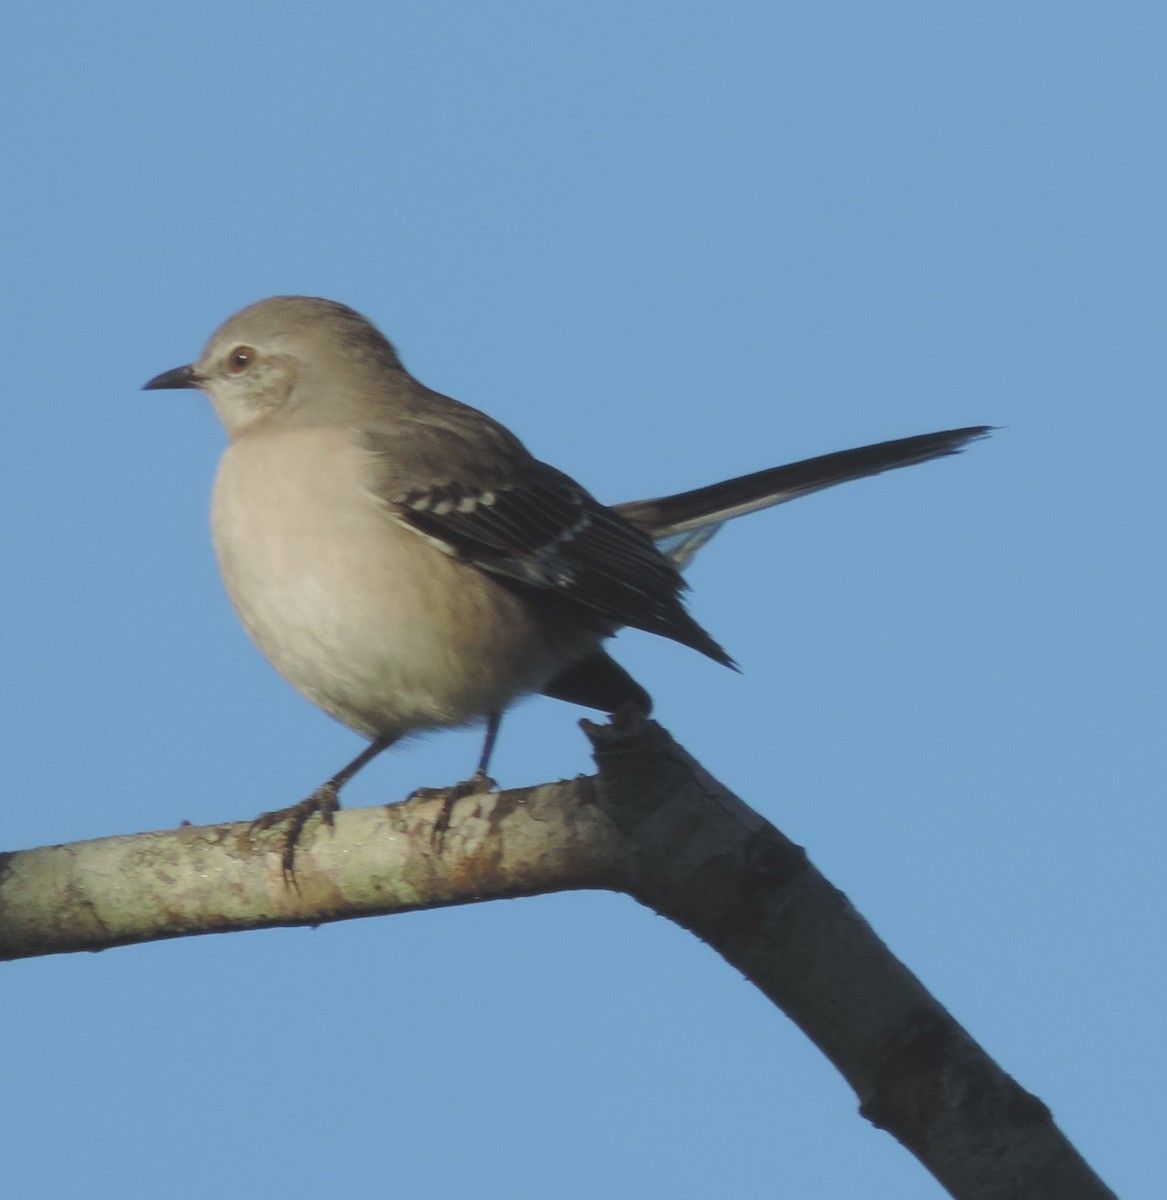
[210,426,596,739]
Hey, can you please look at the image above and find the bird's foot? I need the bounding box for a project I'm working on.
[252,783,341,882]
[408,771,497,849]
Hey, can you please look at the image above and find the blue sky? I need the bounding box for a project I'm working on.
[1,4,1160,1196]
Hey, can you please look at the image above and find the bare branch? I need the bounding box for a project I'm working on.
[584,714,1116,1200]
[0,712,1115,1200]
[0,775,626,955]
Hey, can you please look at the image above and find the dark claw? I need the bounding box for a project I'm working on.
[407,772,496,850]
[252,782,341,881]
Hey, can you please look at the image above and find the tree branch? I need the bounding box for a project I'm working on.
[0,712,1115,1200]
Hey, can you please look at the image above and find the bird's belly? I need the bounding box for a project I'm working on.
[210,432,592,739]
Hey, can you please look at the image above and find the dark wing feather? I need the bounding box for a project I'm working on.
[386,462,733,665]
[358,391,733,665]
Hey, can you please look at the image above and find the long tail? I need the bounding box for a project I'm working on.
[615,426,992,567]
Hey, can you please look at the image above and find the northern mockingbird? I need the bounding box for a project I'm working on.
[144,296,988,850]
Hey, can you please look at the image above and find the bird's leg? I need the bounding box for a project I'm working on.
[473,710,502,782]
[253,736,395,879]
[417,713,502,846]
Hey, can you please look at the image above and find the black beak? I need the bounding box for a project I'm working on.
[142,364,201,391]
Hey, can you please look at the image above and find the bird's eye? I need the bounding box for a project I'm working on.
[226,346,255,374]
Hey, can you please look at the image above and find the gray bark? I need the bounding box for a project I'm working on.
[0,712,1116,1200]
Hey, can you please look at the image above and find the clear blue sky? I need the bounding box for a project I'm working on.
[1,4,1159,1197]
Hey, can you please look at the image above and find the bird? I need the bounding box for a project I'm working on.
[144,296,988,858]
